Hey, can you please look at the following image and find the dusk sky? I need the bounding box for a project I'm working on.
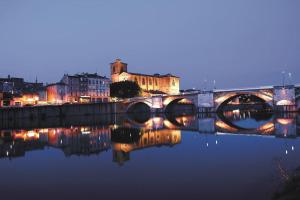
[0,0,299,89]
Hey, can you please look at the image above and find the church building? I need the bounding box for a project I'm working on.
[110,59,180,95]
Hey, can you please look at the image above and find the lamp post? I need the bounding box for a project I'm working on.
[204,79,207,91]
[281,71,285,87]
[288,72,292,85]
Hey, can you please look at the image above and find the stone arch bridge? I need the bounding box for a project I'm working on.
[123,85,300,113]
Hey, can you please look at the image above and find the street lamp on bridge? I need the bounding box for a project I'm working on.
[281,70,286,87]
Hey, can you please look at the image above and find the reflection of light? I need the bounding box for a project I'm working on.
[292,146,294,151]
[152,117,162,124]
[277,118,293,125]
[276,100,293,106]
[144,117,163,129]
[27,131,36,137]
[81,127,91,134]
[232,109,240,114]
[163,120,177,129]
[39,128,49,133]
[258,122,275,134]
[215,140,218,145]
[215,120,237,132]
[206,142,208,147]
[286,150,288,155]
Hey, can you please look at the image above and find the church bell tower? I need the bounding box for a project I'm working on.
[110,58,128,75]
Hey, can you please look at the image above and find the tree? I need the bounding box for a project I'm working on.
[110,80,141,99]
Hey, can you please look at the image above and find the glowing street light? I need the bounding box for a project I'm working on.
[288,72,292,85]
[281,70,285,86]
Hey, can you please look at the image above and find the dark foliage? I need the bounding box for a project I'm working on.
[111,128,142,143]
[110,81,141,99]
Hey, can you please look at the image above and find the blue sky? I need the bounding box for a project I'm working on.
[0,0,299,89]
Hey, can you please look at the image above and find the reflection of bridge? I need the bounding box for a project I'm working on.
[123,113,299,137]
[0,113,299,162]
[124,85,300,112]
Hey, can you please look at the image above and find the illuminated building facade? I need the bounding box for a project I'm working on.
[12,93,40,106]
[110,59,180,95]
[61,73,111,103]
[0,75,43,95]
[46,82,68,104]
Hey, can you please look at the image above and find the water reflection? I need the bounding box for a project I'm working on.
[1,112,300,199]
[1,111,299,161]
[112,128,181,165]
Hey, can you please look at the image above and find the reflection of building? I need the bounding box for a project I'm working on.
[0,129,46,159]
[275,118,297,138]
[110,59,180,95]
[0,126,111,159]
[112,129,181,165]
[61,73,111,103]
[47,126,111,156]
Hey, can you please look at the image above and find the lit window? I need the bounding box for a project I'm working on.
[142,78,145,85]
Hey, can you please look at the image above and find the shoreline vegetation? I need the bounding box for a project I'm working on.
[273,167,300,200]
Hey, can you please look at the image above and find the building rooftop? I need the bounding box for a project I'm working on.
[65,73,109,79]
[110,58,127,65]
[46,82,67,87]
[126,72,179,78]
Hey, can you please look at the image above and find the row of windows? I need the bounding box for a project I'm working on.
[88,80,109,85]
[134,77,176,87]
[135,77,158,86]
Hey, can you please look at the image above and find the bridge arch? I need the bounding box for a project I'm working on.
[126,101,152,113]
[163,97,196,112]
[215,112,274,134]
[214,91,273,112]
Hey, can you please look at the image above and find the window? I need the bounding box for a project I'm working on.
[155,79,158,86]
[142,78,145,85]
[149,79,152,85]
[134,77,138,83]
[172,79,176,86]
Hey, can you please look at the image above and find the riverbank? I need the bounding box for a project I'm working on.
[0,102,127,129]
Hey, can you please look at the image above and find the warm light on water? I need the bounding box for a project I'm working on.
[0,112,299,200]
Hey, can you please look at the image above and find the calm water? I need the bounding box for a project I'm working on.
[0,111,299,200]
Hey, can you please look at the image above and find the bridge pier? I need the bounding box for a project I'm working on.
[274,105,298,112]
[198,107,215,113]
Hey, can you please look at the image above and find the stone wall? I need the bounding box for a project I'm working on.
[0,102,126,129]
